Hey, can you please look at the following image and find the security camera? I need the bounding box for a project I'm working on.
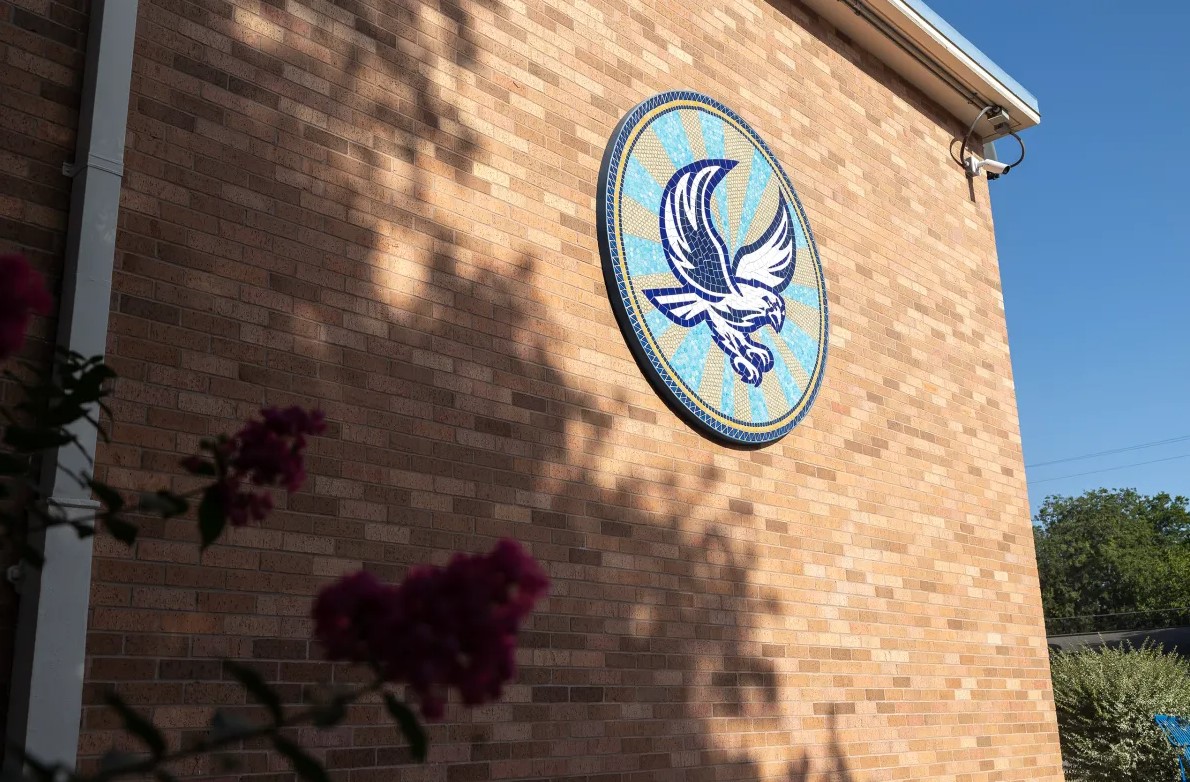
[964,155,1010,179]
[957,106,1025,181]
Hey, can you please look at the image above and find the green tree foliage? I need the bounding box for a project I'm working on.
[1050,642,1190,782]
[1034,490,1190,634]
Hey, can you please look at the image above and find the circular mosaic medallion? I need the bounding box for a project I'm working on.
[597,91,828,445]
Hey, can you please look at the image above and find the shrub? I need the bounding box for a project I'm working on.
[0,253,549,780]
[1051,641,1190,781]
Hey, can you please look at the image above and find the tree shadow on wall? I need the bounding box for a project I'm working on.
[784,707,857,782]
[86,0,859,779]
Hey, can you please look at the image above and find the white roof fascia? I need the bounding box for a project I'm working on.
[798,0,1041,141]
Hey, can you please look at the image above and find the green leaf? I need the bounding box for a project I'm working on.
[42,401,85,430]
[138,490,189,518]
[0,452,29,475]
[89,479,125,512]
[3,425,73,453]
[102,515,138,544]
[75,361,116,398]
[105,691,166,758]
[271,734,330,782]
[198,485,227,549]
[225,661,282,724]
[384,693,427,762]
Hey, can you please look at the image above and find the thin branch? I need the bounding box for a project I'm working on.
[87,680,385,782]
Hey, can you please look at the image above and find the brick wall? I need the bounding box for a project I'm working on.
[0,0,89,747]
[78,0,1064,779]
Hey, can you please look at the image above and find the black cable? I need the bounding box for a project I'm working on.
[1047,604,1190,633]
[998,129,1026,176]
[956,106,993,170]
[832,2,1027,180]
[1027,452,1190,486]
[1047,606,1190,622]
[1027,434,1190,469]
[954,106,1026,179]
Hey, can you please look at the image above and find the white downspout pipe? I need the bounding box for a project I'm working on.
[3,0,138,776]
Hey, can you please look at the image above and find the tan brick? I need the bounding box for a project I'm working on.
[59,0,1067,779]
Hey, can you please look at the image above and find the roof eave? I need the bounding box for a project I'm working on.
[798,0,1041,141]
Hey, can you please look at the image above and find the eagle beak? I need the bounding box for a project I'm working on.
[768,307,784,331]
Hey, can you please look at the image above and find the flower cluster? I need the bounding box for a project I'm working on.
[313,539,549,719]
[0,253,53,360]
[231,406,325,492]
[184,406,325,526]
[209,476,276,527]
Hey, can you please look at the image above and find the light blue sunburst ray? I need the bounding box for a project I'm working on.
[623,234,672,276]
[623,157,664,212]
[734,148,773,251]
[777,321,820,376]
[720,351,736,420]
[642,307,673,342]
[759,331,803,404]
[746,381,770,422]
[791,210,808,249]
[785,284,820,310]
[651,111,696,172]
[667,323,712,392]
[698,111,730,242]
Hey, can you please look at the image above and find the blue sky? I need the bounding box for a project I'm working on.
[926,2,1190,515]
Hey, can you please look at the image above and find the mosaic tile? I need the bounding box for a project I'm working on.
[597,91,829,445]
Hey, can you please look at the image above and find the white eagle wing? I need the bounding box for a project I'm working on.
[659,161,737,299]
[732,193,796,292]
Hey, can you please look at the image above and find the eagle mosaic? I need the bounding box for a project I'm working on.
[597,91,828,445]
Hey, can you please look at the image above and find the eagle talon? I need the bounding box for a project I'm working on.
[731,356,762,387]
[743,343,774,374]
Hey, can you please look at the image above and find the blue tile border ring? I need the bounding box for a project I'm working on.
[596,91,829,446]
